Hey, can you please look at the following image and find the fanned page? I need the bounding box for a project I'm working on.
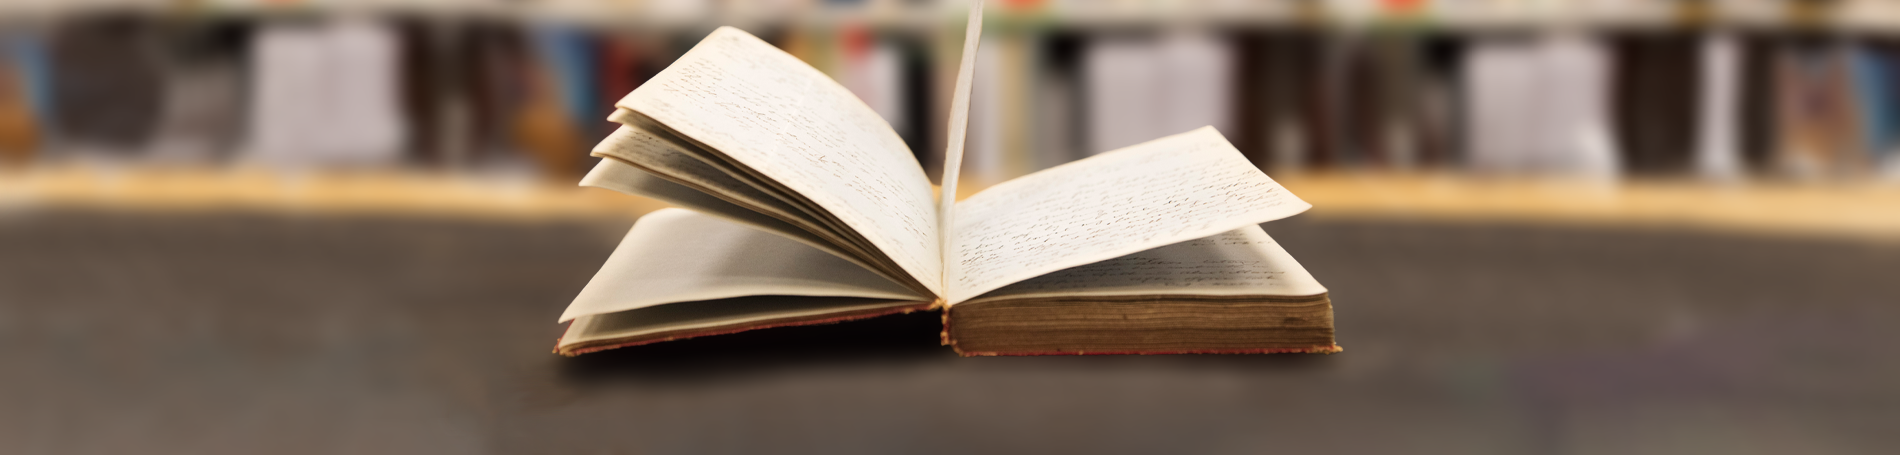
[617,27,944,298]
[967,226,1327,302]
[946,127,1312,303]
[592,124,816,232]
[598,109,871,250]
[594,112,928,294]
[588,124,892,270]
[938,0,983,265]
[558,208,926,323]
[577,158,874,272]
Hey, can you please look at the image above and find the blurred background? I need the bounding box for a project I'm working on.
[4,0,1900,183]
[3,0,1900,454]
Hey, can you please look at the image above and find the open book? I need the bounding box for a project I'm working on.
[556,6,1337,356]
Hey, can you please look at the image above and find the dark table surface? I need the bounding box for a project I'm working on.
[4,209,1897,454]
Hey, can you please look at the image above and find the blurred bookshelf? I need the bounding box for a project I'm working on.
[3,0,1899,240]
[0,165,668,220]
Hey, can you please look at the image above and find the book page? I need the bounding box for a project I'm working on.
[590,122,882,257]
[966,226,1326,302]
[558,208,926,323]
[600,117,932,295]
[592,124,813,228]
[946,127,1311,303]
[618,27,944,298]
[597,112,924,292]
[578,158,874,272]
[938,0,983,274]
[603,109,846,236]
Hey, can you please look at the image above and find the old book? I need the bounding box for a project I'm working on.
[555,5,1337,357]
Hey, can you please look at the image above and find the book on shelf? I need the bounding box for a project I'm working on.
[555,3,1338,357]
